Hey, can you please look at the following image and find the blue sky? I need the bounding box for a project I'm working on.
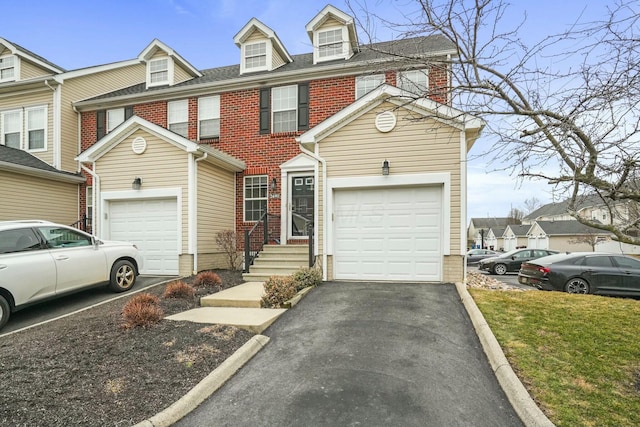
[2,0,612,221]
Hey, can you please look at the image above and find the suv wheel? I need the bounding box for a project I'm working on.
[109,260,136,292]
[0,295,10,330]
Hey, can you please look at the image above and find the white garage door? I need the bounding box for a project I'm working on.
[333,186,442,281]
[108,198,179,275]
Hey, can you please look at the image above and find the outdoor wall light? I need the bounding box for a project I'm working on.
[382,159,390,176]
[270,177,277,191]
[132,177,142,190]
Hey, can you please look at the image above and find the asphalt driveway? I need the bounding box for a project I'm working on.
[176,281,523,427]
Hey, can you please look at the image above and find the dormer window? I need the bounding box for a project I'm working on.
[318,28,344,60]
[148,57,171,87]
[0,55,16,82]
[244,42,267,71]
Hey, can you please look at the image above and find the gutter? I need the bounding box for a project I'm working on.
[191,152,209,274]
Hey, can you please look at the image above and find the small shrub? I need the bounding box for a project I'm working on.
[163,280,195,299]
[261,275,297,308]
[121,293,164,329]
[292,267,322,291]
[215,230,241,270]
[193,271,223,290]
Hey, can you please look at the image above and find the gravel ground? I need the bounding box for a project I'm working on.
[0,270,253,427]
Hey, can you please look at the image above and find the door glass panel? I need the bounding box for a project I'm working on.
[291,175,314,236]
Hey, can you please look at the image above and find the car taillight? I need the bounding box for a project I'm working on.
[537,266,550,274]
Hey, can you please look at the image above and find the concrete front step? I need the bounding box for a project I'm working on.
[166,307,286,333]
[201,282,264,308]
[242,273,291,283]
[243,244,310,282]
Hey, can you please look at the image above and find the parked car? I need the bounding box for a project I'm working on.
[518,252,640,295]
[466,248,499,265]
[478,248,559,275]
[0,220,143,330]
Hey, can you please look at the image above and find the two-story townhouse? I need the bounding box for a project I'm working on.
[0,37,198,226]
[75,5,484,281]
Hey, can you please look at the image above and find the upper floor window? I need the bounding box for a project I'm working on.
[1,106,46,151]
[0,55,16,82]
[26,107,46,151]
[398,69,429,95]
[198,95,220,139]
[244,42,267,71]
[272,85,297,133]
[106,108,125,133]
[148,58,170,87]
[355,74,385,99]
[1,109,22,149]
[168,99,188,138]
[318,28,344,59]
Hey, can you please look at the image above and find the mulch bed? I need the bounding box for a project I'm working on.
[0,270,254,427]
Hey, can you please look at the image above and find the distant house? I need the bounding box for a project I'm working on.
[468,217,519,249]
[524,195,633,229]
[527,220,612,251]
[485,227,505,251]
[502,224,529,251]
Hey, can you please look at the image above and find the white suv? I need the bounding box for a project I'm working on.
[0,220,143,330]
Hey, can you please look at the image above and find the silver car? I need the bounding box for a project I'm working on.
[0,220,143,330]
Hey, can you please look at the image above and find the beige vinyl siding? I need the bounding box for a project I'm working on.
[317,17,343,31]
[0,46,8,56]
[60,63,146,172]
[196,161,236,270]
[319,102,463,253]
[0,89,54,166]
[95,129,190,252]
[272,52,285,69]
[0,170,78,224]
[173,66,192,85]
[20,60,52,80]
[246,30,266,43]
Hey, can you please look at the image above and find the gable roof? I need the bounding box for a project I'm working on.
[138,39,202,79]
[0,37,66,74]
[73,35,457,109]
[296,84,483,145]
[0,145,84,183]
[305,4,359,54]
[471,217,516,229]
[532,220,612,236]
[75,115,245,172]
[505,224,530,237]
[233,18,293,64]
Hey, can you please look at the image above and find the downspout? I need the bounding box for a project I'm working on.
[80,163,99,237]
[191,152,208,274]
[298,142,328,281]
[44,79,61,169]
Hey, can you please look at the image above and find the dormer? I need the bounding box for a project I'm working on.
[234,18,292,75]
[0,38,65,83]
[138,39,201,89]
[306,5,359,64]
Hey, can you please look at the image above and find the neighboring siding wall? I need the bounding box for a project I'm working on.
[20,60,52,80]
[95,129,189,253]
[318,17,342,30]
[0,170,78,223]
[196,161,237,270]
[549,236,593,252]
[0,89,54,166]
[61,63,146,172]
[320,102,463,254]
[173,66,192,85]
[443,255,464,283]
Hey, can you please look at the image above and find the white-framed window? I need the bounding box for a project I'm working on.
[26,107,46,151]
[168,99,188,138]
[272,85,297,133]
[355,74,385,99]
[244,175,268,222]
[106,108,125,133]
[244,42,267,71]
[398,69,429,95]
[0,55,16,82]
[148,58,170,87]
[318,28,344,59]
[198,95,220,139]
[86,186,93,231]
[1,109,22,149]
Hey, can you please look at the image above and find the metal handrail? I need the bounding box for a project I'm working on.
[292,212,315,268]
[69,214,91,233]
[244,212,271,273]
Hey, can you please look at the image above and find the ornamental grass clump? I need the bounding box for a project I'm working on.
[261,275,297,308]
[292,267,322,291]
[193,271,223,290]
[121,293,164,329]
[163,280,196,299]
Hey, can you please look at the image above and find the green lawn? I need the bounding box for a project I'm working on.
[469,289,640,427]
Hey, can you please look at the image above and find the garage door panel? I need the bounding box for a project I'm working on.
[109,198,178,275]
[334,186,442,281]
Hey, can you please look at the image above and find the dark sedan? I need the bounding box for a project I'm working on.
[518,252,640,295]
[466,249,499,265]
[478,248,559,275]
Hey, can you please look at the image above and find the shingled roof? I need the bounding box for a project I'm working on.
[0,145,83,182]
[81,35,456,103]
[534,220,611,236]
[470,217,517,229]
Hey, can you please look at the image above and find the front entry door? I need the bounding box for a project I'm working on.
[289,175,314,238]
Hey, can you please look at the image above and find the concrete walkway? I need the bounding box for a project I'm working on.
[172,282,528,427]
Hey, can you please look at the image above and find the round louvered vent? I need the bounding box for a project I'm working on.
[375,111,396,133]
[131,136,147,154]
